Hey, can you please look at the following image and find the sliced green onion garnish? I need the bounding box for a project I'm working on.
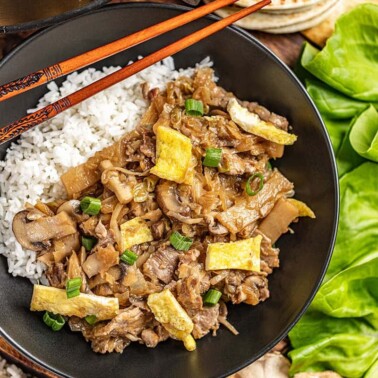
[81,235,97,251]
[85,315,97,325]
[43,311,65,331]
[170,231,193,251]
[185,99,204,117]
[246,173,264,196]
[203,289,222,306]
[80,196,101,215]
[203,148,222,168]
[120,250,138,265]
[66,277,82,299]
[266,161,272,171]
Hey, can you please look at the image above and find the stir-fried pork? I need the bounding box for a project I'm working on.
[192,304,220,339]
[13,68,313,354]
[143,245,179,284]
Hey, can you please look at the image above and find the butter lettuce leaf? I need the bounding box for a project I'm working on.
[288,6,378,377]
[289,163,378,376]
[289,313,378,377]
[349,105,378,163]
[335,121,365,177]
[321,115,351,154]
[306,79,372,120]
[302,4,378,101]
[312,258,378,318]
[324,163,378,280]
[366,358,378,378]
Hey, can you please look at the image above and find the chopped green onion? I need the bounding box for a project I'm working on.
[266,161,272,171]
[121,250,138,265]
[203,148,222,168]
[81,235,97,251]
[246,173,264,196]
[85,315,97,325]
[66,277,82,299]
[170,231,193,251]
[80,196,101,215]
[43,311,65,331]
[203,289,222,306]
[185,99,204,117]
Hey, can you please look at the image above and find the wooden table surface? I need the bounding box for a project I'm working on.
[0,1,305,376]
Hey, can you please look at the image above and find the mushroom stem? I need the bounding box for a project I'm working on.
[99,160,134,204]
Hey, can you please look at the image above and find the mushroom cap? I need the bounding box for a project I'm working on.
[12,210,48,251]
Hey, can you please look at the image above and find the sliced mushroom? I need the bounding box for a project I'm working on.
[156,181,189,215]
[99,160,133,204]
[12,210,76,251]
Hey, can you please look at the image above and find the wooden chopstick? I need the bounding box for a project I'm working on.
[0,0,271,145]
[0,0,238,102]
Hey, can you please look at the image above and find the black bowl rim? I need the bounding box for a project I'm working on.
[0,3,339,377]
[0,0,109,34]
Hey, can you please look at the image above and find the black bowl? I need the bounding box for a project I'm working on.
[0,3,338,377]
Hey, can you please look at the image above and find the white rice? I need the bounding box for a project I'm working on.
[0,356,30,378]
[0,56,213,281]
